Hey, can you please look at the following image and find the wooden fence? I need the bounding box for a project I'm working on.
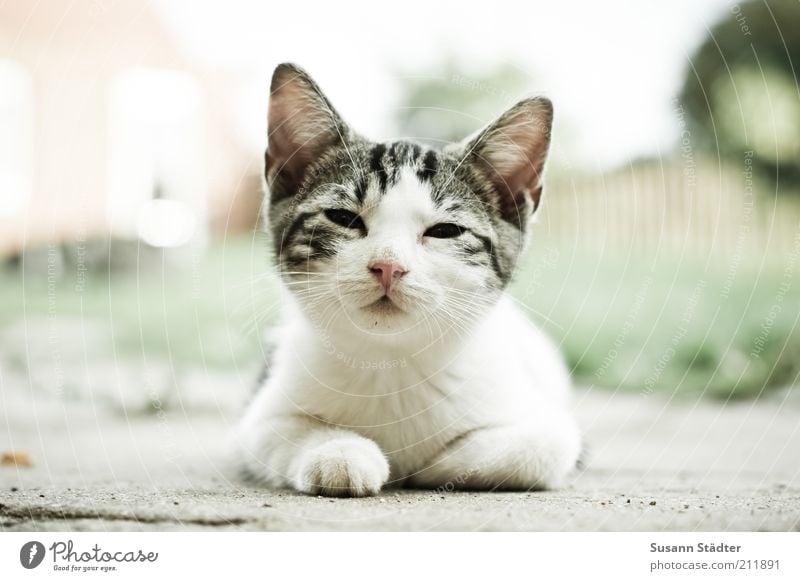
[539,158,800,265]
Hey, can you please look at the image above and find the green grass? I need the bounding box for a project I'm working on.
[2,234,797,399]
[513,243,800,399]
[0,233,280,370]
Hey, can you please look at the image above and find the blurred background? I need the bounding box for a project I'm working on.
[1,0,799,421]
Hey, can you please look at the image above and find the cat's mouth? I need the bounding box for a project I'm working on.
[362,295,405,316]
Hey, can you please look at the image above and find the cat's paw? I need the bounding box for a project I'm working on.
[290,437,389,497]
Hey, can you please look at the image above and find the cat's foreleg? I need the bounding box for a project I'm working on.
[238,415,389,497]
[409,414,581,491]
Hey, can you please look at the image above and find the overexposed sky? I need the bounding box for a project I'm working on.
[155,0,734,170]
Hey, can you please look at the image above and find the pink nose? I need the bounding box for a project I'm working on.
[369,262,407,292]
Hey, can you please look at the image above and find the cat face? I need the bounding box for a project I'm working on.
[265,64,552,340]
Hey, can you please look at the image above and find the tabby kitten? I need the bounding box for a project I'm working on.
[237,63,581,496]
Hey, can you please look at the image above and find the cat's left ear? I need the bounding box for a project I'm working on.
[462,97,553,223]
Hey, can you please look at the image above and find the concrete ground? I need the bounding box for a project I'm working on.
[1,378,799,531]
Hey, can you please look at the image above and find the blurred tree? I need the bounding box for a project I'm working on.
[680,0,800,186]
[393,60,531,145]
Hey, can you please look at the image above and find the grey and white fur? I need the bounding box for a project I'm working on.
[236,63,581,496]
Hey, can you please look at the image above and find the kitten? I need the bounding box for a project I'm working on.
[236,63,581,496]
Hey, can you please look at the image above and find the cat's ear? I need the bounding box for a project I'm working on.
[266,63,352,200]
[462,97,553,223]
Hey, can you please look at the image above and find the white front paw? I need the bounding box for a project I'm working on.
[291,437,389,497]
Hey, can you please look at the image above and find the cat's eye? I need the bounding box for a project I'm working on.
[324,209,365,231]
[424,223,464,239]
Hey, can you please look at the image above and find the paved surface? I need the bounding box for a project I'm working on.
[1,376,799,531]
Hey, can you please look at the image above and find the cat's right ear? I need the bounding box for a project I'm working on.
[266,63,351,201]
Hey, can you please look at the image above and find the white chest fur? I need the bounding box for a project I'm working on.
[245,296,572,480]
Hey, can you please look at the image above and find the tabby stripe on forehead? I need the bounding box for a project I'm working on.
[369,143,388,192]
[408,142,422,164]
[418,149,438,183]
[385,142,402,186]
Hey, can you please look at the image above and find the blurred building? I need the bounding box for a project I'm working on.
[0,0,262,259]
